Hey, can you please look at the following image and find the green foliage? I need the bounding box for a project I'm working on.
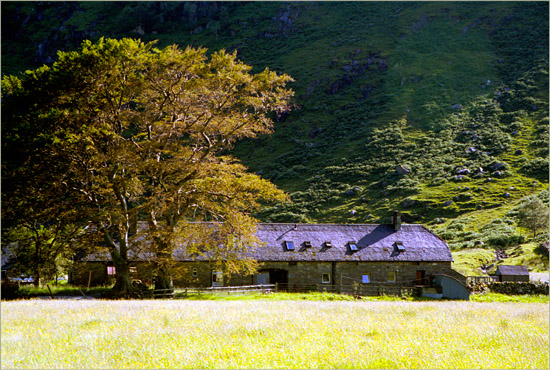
[2,37,293,296]
[520,158,549,182]
[1,2,548,272]
[516,196,550,237]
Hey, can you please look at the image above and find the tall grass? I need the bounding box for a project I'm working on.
[2,300,548,369]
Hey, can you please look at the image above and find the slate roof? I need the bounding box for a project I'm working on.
[495,265,529,276]
[80,222,453,263]
[245,223,452,262]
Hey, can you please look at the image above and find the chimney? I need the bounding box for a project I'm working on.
[392,210,401,231]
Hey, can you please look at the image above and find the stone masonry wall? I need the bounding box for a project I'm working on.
[171,261,455,288]
[74,260,456,289]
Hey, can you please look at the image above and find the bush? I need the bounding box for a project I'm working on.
[520,158,549,181]
[486,234,525,248]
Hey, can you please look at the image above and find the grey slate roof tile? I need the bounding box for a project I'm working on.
[82,222,453,263]
[495,265,529,276]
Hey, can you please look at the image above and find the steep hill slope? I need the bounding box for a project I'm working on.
[2,1,548,275]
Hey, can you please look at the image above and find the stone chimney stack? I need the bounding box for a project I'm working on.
[392,210,401,231]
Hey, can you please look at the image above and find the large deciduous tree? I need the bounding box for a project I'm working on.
[517,197,549,238]
[2,38,293,296]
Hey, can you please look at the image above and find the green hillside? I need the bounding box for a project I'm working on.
[2,1,548,276]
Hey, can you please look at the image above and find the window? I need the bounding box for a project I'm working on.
[192,268,198,278]
[129,266,137,274]
[303,241,312,248]
[387,271,396,282]
[348,242,358,251]
[212,271,223,287]
[107,266,116,275]
[322,273,331,284]
[324,241,332,248]
[284,241,295,251]
[362,274,370,283]
[395,241,405,252]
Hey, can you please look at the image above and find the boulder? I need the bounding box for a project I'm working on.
[396,165,411,175]
[514,149,524,155]
[503,193,511,198]
[345,189,355,196]
[452,104,463,111]
[401,198,416,208]
[492,162,506,171]
[457,168,471,175]
[443,200,453,207]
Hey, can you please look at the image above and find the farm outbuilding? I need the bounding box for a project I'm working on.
[72,214,467,297]
[494,265,530,282]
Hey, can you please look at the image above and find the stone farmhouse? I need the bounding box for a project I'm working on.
[71,213,466,293]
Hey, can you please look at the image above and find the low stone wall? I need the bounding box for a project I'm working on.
[468,281,549,295]
[488,281,548,295]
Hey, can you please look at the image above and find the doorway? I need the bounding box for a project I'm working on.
[256,268,288,287]
[416,270,426,285]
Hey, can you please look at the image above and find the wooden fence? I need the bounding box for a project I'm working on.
[159,282,418,299]
[275,283,415,297]
[160,284,276,298]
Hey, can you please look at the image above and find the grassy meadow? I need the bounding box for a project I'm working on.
[2,299,548,369]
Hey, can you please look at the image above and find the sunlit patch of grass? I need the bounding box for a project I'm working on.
[2,300,548,369]
[471,293,549,303]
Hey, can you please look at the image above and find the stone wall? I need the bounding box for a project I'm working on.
[171,260,455,288]
[468,281,549,295]
[71,262,111,287]
[73,260,457,290]
[488,281,549,295]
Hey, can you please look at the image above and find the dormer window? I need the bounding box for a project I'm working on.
[303,241,312,248]
[395,241,405,252]
[284,241,295,251]
[324,242,332,248]
[348,242,358,252]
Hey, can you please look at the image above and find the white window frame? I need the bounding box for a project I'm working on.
[322,273,331,284]
[387,271,396,282]
[107,266,116,275]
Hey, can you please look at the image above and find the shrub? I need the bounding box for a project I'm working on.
[520,158,549,181]
[486,234,525,248]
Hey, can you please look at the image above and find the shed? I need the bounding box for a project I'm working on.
[495,265,529,282]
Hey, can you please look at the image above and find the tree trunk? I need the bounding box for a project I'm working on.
[110,251,140,298]
[112,269,137,297]
[33,269,40,288]
[154,267,173,293]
